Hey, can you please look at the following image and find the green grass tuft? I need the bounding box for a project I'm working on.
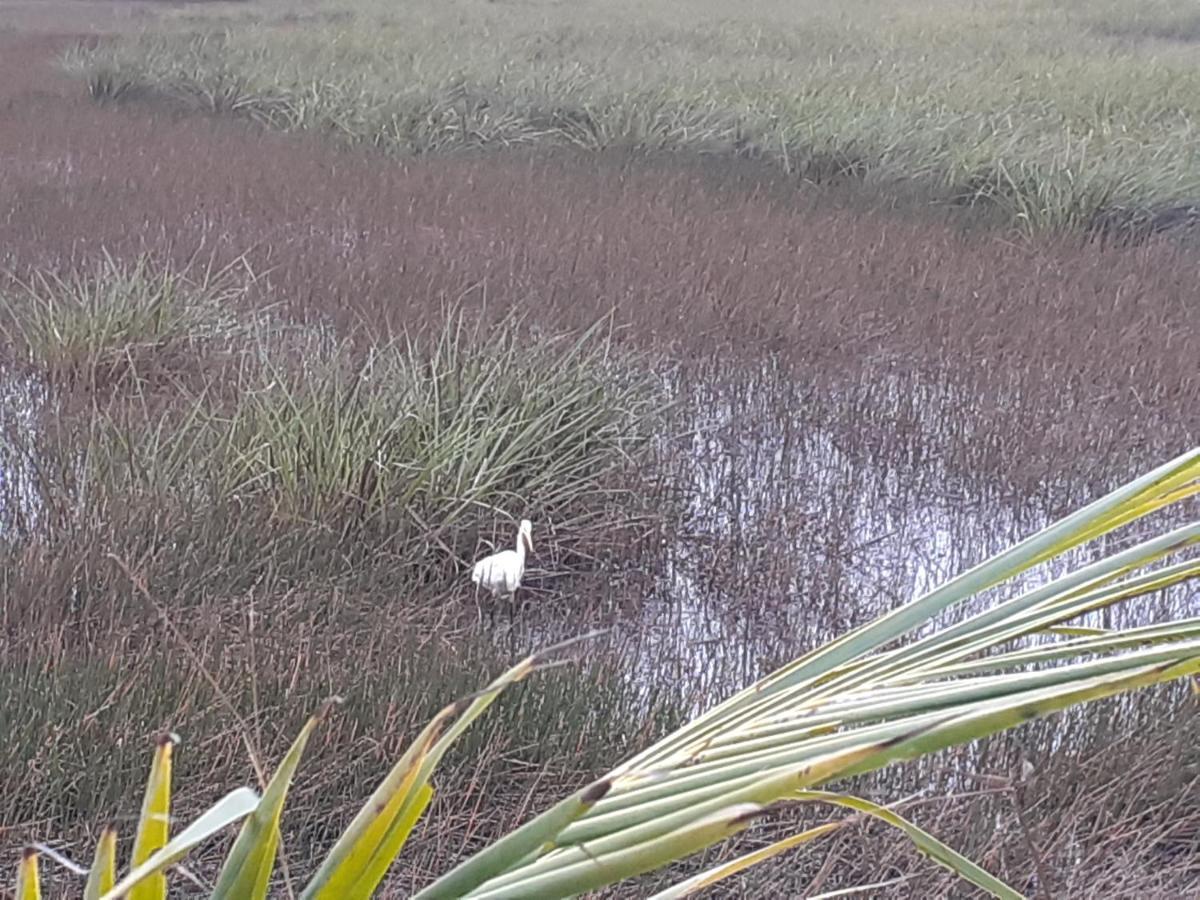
[0,253,245,388]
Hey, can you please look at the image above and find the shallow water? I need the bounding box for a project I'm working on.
[503,363,1199,720]
[0,370,46,536]
[2,356,1195,720]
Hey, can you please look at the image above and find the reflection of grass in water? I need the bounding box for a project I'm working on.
[69,0,1200,233]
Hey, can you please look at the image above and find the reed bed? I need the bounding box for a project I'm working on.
[68,0,1200,234]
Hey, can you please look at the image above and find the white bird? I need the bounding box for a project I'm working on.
[471,519,533,599]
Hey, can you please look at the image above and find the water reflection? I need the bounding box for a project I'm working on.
[506,364,1198,721]
[0,370,46,537]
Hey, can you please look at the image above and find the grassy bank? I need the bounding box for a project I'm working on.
[71,0,1200,233]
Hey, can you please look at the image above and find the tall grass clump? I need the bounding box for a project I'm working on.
[65,0,1200,233]
[202,312,657,572]
[2,303,659,598]
[0,253,244,388]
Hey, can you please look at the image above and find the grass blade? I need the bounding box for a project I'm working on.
[83,827,117,900]
[791,791,1023,899]
[129,733,177,900]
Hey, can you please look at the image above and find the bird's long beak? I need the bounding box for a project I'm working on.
[524,534,534,554]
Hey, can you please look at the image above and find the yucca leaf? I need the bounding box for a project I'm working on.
[904,616,1200,682]
[210,699,339,899]
[302,651,546,899]
[836,657,1200,782]
[129,733,177,900]
[341,783,434,898]
[1041,625,1111,637]
[83,826,117,900]
[414,778,613,899]
[16,848,40,900]
[693,521,1200,762]
[527,661,1192,897]
[100,788,260,900]
[582,645,1200,829]
[473,742,881,893]
[645,821,843,899]
[470,804,767,900]
[298,703,451,899]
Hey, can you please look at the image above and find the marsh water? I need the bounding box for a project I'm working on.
[477,363,1198,725]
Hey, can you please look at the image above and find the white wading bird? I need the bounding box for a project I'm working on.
[471,519,533,599]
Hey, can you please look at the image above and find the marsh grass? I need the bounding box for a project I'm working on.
[3,58,1200,889]
[201,312,659,574]
[67,0,1200,234]
[0,253,246,389]
[4,303,1199,895]
[0,259,671,890]
[1,275,660,603]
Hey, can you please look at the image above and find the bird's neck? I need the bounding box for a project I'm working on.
[515,535,526,562]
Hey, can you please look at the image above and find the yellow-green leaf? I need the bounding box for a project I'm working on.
[101,788,260,900]
[130,733,177,900]
[83,827,117,900]
[211,699,338,899]
[300,702,451,899]
[646,821,843,899]
[303,650,553,900]
[1042,625,1110,638]
[16,848,40,900]
[343,783,435,899]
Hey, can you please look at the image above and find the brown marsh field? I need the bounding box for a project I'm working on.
[1,1,1199,896]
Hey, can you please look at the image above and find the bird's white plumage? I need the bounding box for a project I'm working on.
[471,519,533,598]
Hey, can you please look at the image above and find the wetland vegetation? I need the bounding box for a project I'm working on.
[2,0,1199,896]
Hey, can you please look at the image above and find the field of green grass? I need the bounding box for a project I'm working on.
[74,0,1200,233]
